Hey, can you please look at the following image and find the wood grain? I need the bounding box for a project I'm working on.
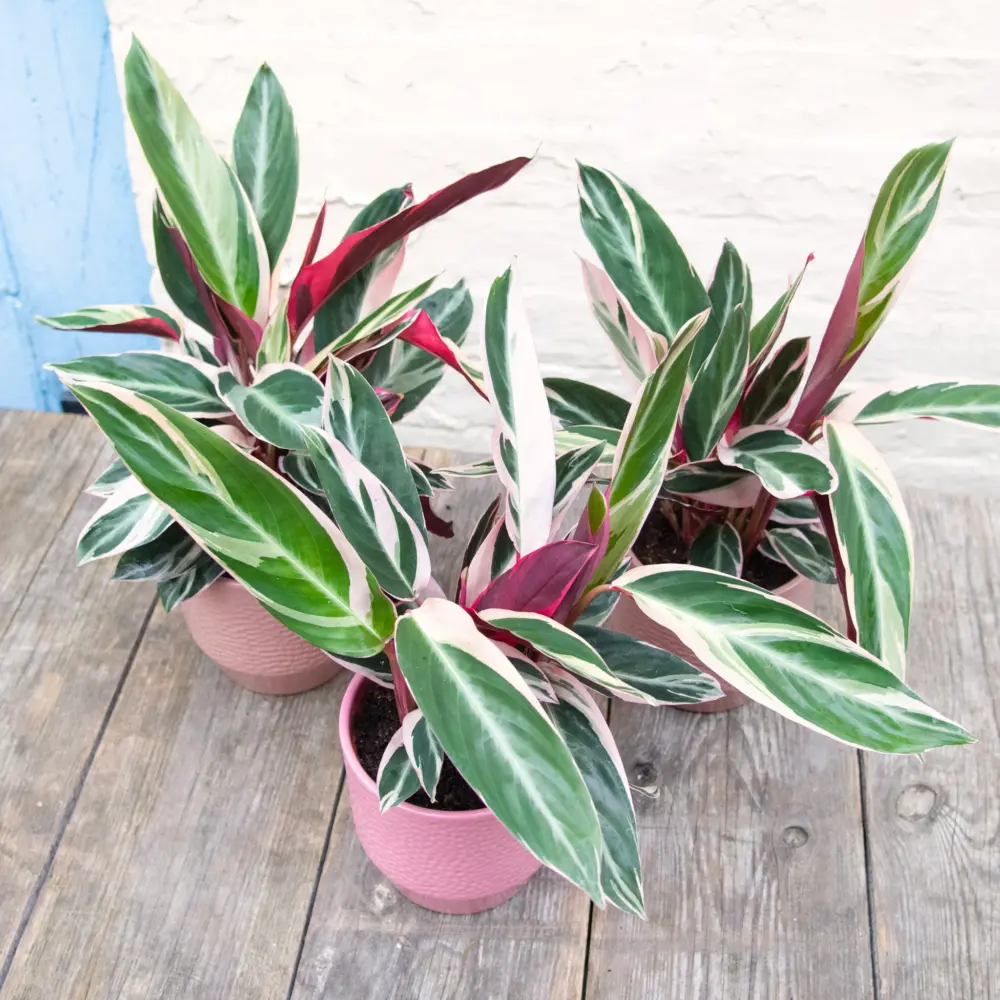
[585,583,875,999]
[290,467,591,1000]
[0,412,155,972]
[862,491,1000,999]
[2,605,347,999]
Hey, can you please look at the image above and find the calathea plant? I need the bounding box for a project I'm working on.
[38,37,522,611]
[543,140,1000,682]
[58,247,966,910]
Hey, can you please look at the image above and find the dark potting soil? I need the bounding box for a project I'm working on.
[633,508,796,591]
[353,683,484,812]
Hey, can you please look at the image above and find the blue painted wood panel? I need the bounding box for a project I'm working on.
[0,0,154,411]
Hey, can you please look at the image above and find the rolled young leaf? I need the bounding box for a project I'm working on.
[60,381,395,656]
[49,352,227,417]
[394,600,604,900]
[77,476,172,565]
[852,382,1000,429]
[217,363,324,450]
[377,727,421,812]
[682,304,749,461]
[37,305,181,341]
[717,426,837,500]
[592,311,707,585]
[301,425,430,599]
[544,668,644,916]
[256,301,290,367]
[483,265,556,555]
[824,420,913,679]
[544,378,631,430]
[289,156,531,333]
[688,521,743,577]
[578,163,710,341]
[572,624,723,704]
[233,64,298,272]
[401,709,444,802]
[124,38,265,317]
[615,565,968,753]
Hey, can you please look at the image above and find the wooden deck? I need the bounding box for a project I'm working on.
[0,408,996,998]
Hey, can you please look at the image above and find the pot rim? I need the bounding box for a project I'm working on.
[339,672,491,822]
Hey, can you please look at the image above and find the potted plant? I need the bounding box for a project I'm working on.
[52,252,972,917]
[539,140,1000,711]
[38,37,527,694]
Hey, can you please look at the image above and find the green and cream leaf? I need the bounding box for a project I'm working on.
[688,521,743,577]
[377,728,421,812]
[402,710,445,802]
[718,426,837,500]
[217,363,324,449]
[77,476,173,565]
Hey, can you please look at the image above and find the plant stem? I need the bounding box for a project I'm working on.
[566,584,614,627]
[385,640,416,723]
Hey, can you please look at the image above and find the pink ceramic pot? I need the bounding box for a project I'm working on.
[340,674,543,914]
[180,577,338,695]
[606,568,815,713]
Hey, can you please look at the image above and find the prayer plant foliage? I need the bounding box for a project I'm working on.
[54,240,972,916]
[40,37,525,610]
[558,142,1000,684]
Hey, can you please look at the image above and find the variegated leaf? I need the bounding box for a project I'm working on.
[483,266,555,555]
[742,336,810,425]
[771,497,821,524]
[477,608,662,705]
[544,377,630,431]
[61,381,395,656]
[217,363,323,450]
[461,502,517,605]
[312,186,411,352]
[112,522,202,581]
[824,420,913,678]
[233,64,298,271]
[551,441,607,537]
[556,425,620,462]
[301,425,430,599]
[661,459,760,508]
[592,312,707,585]
[580,258,661,380]
[691,239,752,375]
[377,728,421,812]
[394,600,604,901]
[544,668,644,917]
[256,301,290,367]
[578,164,710,341]
[157,548,224,612]
[323,358,425,531]
[853,382,1000,429]
[761,524,836,585]
[688,521,743,577]
[326,650,394,688]
[48,352,227,417]
[124,39,265,317]
[77,476,173,565]
[153,195,213,333]
[682,304,748,461]
[718,426,837,500]
[87,458,131,497]
[402,709,444,801]
[617,565,971,752]
[748,256,812,365]
[573,624,723,705]
[37,305,181,341]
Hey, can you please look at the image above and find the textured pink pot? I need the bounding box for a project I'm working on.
[607,567,815,713]
[180,577,338,695]
[340,674,543,914]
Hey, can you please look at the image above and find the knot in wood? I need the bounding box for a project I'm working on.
[896,783,939,821]
[782,825,809,848]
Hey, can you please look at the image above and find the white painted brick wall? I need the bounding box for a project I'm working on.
[107,0,1000,491]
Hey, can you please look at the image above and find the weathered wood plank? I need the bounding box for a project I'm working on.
[0,411,109,631]
[862,491,1000,999]
[0,413,155,974]
[585,584,874,999]
[2,608,347,998]
[291,469,592,1000]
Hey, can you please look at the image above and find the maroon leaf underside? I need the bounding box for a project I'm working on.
[374,387,404,416]
[813,492,856,642]
[397,309,487,399]
[288,156,531,334]
[421,495,454,539]
[790,241,864,435]
[81,319,180,340]
[470,539,598,623]
[301,202,327,270]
